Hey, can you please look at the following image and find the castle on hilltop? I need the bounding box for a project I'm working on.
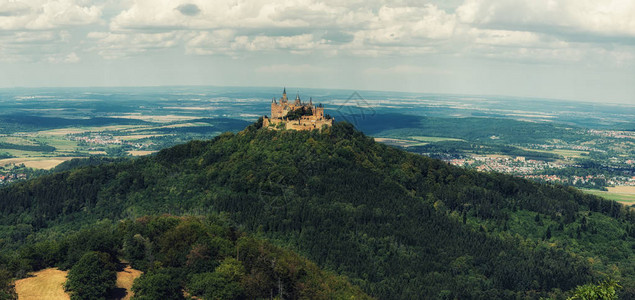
[262,88,333,130]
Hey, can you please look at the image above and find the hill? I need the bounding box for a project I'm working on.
[1,121,635,299]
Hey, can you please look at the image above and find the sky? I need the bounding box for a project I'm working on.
[0,0,634,104]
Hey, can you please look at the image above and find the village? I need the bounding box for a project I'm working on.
[445,154,635,188]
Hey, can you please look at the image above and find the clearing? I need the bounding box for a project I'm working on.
[112,266,143,300]
[14,268,69,300]
[14,266,142,300]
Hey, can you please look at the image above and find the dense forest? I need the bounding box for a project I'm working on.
[1,120,634,299]
[1,215,368,299]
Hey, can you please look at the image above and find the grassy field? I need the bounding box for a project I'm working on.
[583,186,635,206]
[14,266,142,300]
[374,138,422,147]
[0,157,77,170]
[0,137,39,145]
[33,137,78,152]
[519,147,588,159]
[36,125,145,136]
[408,136,465,143]
[14,268,69,300]
[376,136,463,148]
[113,266,143,300]
[128,150,157,156]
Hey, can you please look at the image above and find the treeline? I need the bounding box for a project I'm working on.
[352,113,589,145]
[0,122,634,298]
[408,140,561,161]
[0,215,370,300]
[0,142,55,153]
[0,114,148,129]
[52,157,128,173]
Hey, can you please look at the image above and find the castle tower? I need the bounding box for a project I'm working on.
[281,87,288,103]
[314,103,324,117]
[294,92,301,105]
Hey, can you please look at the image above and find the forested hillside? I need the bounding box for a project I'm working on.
[1,120,635,299]
[1,215,369,299]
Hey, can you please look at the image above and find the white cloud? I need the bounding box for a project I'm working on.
[256,63,327,73]
[2,0,633,69]
[87,31,181,59]
[457,0,635,38]
[47,52,80,63]
[0,0,102,30]
[0,30,77,62]
[365,65,448,75]
[103,0,458,58]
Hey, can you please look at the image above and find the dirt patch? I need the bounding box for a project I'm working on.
[111,266,143,300]
[15,268,69,300]
[15,266,142,300]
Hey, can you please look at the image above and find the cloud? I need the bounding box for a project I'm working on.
[0,30,75,62]
[102,0,460,59]
[365,65,450,75]
[175,3,200,16]
[87,31,181,59]
[255,63,327,73]
[0,2,31,17]
[0,0,102,30]
[3,0,633,68]
[457,0,635,39]
[47,52,80,63]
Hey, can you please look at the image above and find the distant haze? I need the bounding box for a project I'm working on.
[0,0,634,105]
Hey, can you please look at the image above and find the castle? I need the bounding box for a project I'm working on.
[262,88,333,130]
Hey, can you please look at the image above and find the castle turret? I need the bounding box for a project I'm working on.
[294,91,301,105]
[282,87,288,103]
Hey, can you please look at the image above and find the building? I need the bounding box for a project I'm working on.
[262,88,333,130]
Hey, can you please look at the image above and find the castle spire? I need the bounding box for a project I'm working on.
[309,97,313,105]
[283,87,286,95]
[295,91,301,105]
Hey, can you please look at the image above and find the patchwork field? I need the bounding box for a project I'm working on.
[583,186,635,206]
[0,157,76,170]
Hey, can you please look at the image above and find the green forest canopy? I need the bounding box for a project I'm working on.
[0,121,634,299]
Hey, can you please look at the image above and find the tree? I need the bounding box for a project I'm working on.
[131,270,184,300]
[64,251,116,300]
[188,258,245,300]
[0,268,17,300]
[568,279,621,300]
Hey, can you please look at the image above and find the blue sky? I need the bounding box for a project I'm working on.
[1,0,634,104]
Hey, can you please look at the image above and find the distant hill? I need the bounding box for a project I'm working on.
[1,120,635,299]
